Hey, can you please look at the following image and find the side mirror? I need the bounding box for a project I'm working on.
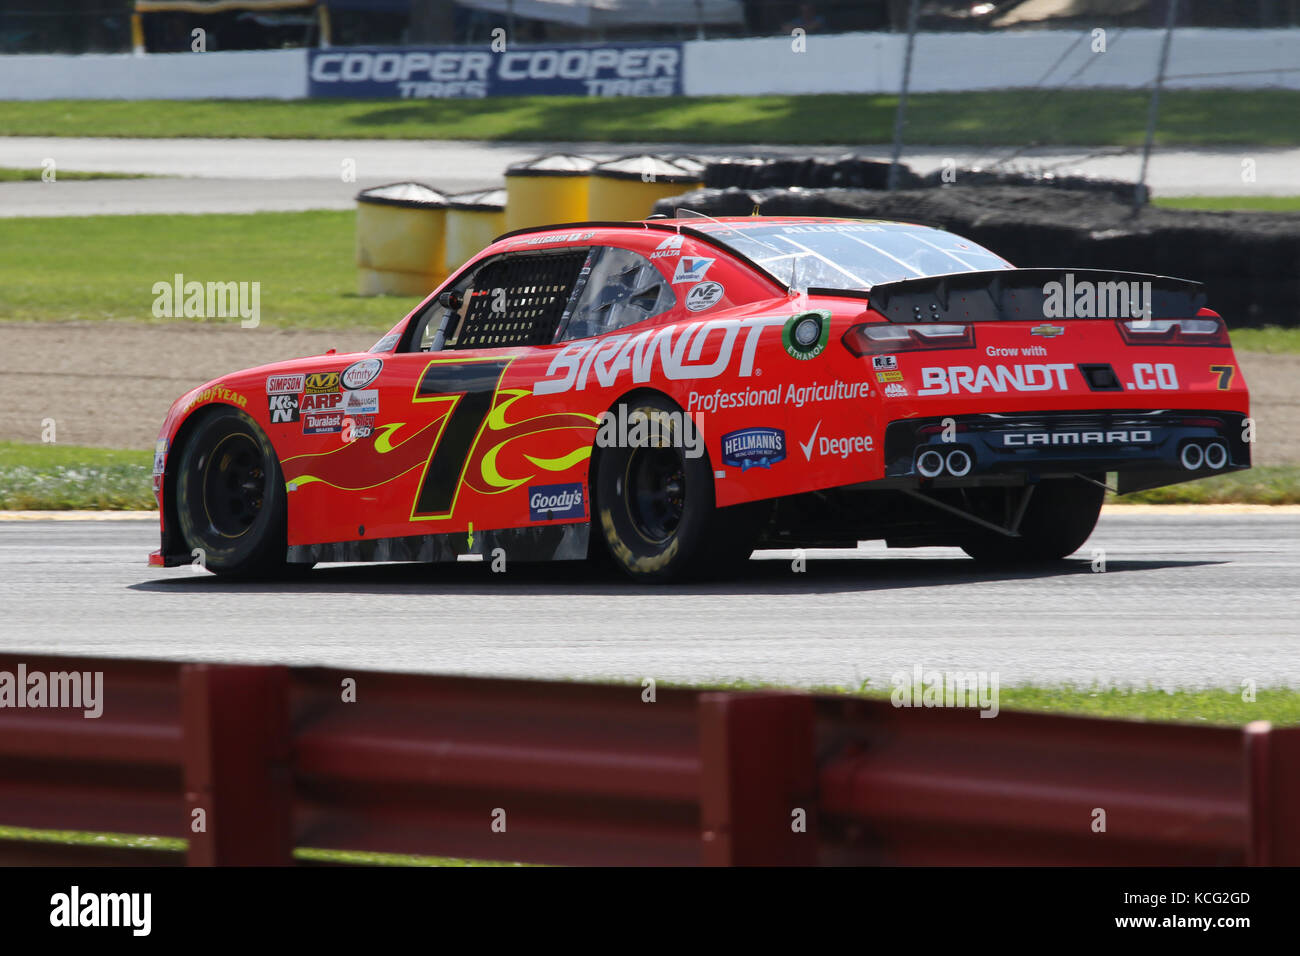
[438,290,463,311]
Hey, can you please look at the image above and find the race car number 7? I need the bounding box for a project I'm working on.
[410,357,513,519]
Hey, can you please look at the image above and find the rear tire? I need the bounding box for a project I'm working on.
[960,475,1105,564]
[591,395,764,583]
[174,405,293,577]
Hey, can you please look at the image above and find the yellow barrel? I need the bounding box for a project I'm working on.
[443,188,507,274]
[355,182,449,297]
[587,155,704,221]
[504,154,595,233]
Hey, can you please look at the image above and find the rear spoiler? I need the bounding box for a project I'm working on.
[808,268,1206,324]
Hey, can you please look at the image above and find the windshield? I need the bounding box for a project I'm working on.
[691,220,1013,291]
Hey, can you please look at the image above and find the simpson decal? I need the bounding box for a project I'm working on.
[266,373,304,395]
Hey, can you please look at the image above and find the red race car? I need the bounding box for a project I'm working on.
[149,216,1251,582]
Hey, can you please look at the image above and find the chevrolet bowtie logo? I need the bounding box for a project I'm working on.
[1030,324,1065,338]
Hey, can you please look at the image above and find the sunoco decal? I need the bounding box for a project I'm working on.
[721,427,786,471]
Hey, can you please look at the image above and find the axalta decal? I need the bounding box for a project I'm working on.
[533,314,787,395]
[918,364,1075,396]
[182,385,248,414]
[282,357,598,523]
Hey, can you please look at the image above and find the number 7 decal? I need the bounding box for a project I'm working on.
[1210,364,1235,391]
[410,357,514,520]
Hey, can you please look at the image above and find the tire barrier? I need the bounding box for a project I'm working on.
[654,184,1300,328]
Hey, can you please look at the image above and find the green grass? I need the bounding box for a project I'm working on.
[0,210,421,329]
[801,682,1300,725]
[4,90,1300,146]
[1229,325,1300,353]
[0,168,151,182]
[2,441,1296,510]
[0,826,516,866]
[1109,466,1300,505]
[0,442,153,510]
[1153,195,1300,212]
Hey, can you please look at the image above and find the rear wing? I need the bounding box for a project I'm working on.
[810,268,1206,324]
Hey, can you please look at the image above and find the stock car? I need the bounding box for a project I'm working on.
[149,216,1251,582]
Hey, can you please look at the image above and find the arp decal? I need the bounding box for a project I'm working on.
[268,393,300,423]
[721,427,786,470]
[782,310,830,360]
[301,392,344,413]
[528,482,586,522]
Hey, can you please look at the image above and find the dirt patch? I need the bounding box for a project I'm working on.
[1,321,378,450]
[1,321,1295,464]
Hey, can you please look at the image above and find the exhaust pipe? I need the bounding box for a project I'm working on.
[916,449,945,478]
[945,448,973,478]
[1204,441,1228,470]
[1180,443,1205,471]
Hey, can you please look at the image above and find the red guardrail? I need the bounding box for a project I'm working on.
[0,654,1296,866]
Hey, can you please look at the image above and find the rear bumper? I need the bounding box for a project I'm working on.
[884,409,1251,485]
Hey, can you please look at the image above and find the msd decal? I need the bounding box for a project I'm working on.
[918,364,1074,396]
[533,314,787,395]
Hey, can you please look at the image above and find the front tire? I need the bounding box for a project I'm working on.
[960,475,1105,564]
[591,395,763,583]
[174,405,291,577]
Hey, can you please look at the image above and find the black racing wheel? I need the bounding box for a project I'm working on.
[591,394,765,583]
[960,475,1106,564]
[173,405,293,577]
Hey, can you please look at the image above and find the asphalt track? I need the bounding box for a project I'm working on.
[3,138,1297,216]
[1,511,1296,689]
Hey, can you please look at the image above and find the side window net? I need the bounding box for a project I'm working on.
[557,247,676,342]
[450,250,589,349]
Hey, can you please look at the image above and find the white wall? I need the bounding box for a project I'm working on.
[682,28,1300,95]
[0,49,305,100]
[0,29,1294,101]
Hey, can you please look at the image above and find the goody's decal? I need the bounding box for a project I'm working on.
[721,427,786,471]
[308,43,683,99]
[529,482,586,522]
